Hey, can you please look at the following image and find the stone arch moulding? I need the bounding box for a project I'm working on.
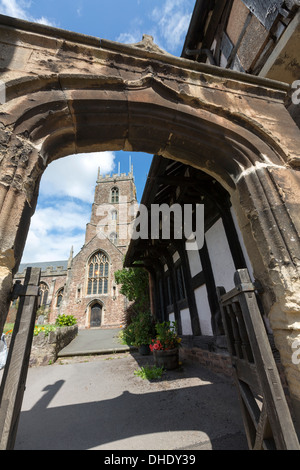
[86,299,105,329]
[1,16,300,423]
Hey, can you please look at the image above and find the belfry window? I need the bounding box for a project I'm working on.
[87,251,109,295]
[111,187,119,203]
[110,232,118,245]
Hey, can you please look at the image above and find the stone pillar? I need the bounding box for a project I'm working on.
[232,163,300,432]
[0,130,42,335]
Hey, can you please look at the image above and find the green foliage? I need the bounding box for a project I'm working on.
[121,311,155,347]
[119,324,135,346]
[34,324,57,336]
[55,314,77,327]
[150,321,182,350]
[3,323,14,335]
[115,266,154,347]
[114,267,150,314]
[132,311,155,347]
[134,365,164,380]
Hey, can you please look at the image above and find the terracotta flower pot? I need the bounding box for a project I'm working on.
[153,348,179,370]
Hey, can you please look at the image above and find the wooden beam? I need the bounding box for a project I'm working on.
[0,267,41,450]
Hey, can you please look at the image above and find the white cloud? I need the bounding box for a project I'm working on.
[22,200,90,262]
[21,152,116,263]
[116,31,141,45]
[30,202,90,238]
[0,0,56,26]
[23,229,85,263]
[151,0,192,52]
[41,151,116,203]
[116,0,193,54]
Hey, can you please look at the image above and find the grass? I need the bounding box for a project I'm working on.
[134,364,164,380]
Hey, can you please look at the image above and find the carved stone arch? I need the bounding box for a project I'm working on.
[3,73,290,191]
[0,16,300,426]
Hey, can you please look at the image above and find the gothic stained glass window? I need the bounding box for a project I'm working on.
[87,251,109,295]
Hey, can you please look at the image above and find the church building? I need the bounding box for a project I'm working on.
[12,168,137,329]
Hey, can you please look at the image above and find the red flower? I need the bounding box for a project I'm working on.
[149,339,163,351]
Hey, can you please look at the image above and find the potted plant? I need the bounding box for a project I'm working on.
[132,311,155,355]
[150,321,181,369]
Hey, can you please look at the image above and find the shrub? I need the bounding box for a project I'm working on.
[132,311,155,347]
[115,267,150,325]
[120,323,136,346]
[121,311,155,347]
[55,314,77,327]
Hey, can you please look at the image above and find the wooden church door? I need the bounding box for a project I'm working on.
[90,303,102,328]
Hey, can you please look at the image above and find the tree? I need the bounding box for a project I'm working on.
[114,267,150,316]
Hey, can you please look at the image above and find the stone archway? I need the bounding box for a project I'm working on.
[89,302,103,328]
[0,16,300,424]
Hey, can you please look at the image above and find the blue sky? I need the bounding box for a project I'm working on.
[0,0,195,262]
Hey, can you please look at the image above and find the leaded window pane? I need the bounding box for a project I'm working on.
[89,263,93,277]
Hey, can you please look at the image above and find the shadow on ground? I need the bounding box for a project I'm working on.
[14,352,248,450]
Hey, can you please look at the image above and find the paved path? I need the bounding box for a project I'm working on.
[13,352,247,450]
[58,328,132,357]
[1,329,248,450]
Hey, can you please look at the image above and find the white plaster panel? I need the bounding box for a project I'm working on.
[187,247,202,277]
[180,308,193,335]
[205,218,236,292]
[169,312,175,323]
[194,284,213,336]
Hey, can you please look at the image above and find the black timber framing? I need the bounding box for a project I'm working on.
[174,239,201,336]
[124,155,250,340]
[199,240,220,336]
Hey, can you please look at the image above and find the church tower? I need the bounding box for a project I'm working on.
[58,166,137,329]
[85,166,137,248]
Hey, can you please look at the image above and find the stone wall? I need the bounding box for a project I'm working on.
[180,339,294,417]
[6,325,78,367]
[180,345,233,377]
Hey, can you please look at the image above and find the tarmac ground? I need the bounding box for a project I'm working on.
[2,328,248,451]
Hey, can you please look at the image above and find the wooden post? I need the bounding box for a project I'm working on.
[217,269,300,450]
[0,267,41,450]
